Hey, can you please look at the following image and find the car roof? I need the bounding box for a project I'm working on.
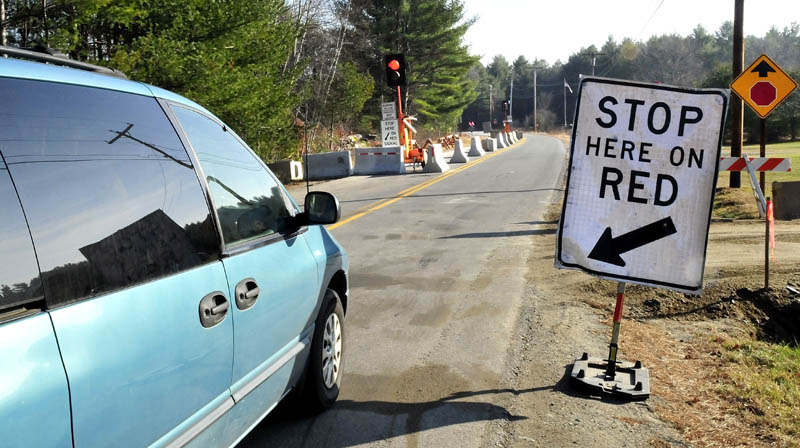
[0,57,211,115]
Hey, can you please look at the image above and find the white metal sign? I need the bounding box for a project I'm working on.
[381,102,397,120]
[556,78,729,293]
[381,119,400,146]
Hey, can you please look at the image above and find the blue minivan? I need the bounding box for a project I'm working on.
[0,47,348,447]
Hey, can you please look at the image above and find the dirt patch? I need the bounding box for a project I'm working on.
[506,150,800,446]
[630,286,800,344]
[546,131,571,149]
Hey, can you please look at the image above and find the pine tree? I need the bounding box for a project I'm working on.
[348,0,479,131]
[2,0,305,161]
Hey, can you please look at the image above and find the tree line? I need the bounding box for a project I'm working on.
[1,2,799,164]
[0,0,477,161]
[465,23,800,143]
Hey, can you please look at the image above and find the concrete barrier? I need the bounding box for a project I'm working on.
[508,132,517,144]
[497,133,507,149]
[305,151,353,180]
[468,136,485,157]
[502,132,511,146]
[423,144,450,173]
[353,146,405,175]
[482,138,497,152]
[516,130,523,140]
[268,160,304,185]
[450,138,469,163]
[773,181,800,220]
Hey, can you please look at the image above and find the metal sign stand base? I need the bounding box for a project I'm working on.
[569,282,651,400]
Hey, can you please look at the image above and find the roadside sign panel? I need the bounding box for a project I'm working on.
[381,102,397,120]
[730,54,797,118]
[381,119,400,146]
[556,78,729,293]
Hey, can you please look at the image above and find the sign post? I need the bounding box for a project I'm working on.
[730,54,798,290]
[558,77,729,400]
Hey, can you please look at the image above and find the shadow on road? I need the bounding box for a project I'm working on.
[441,229,556,239]
[240,364,632,447]
[240,388,531,447]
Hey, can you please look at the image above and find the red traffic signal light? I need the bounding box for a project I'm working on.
[384,53,407,88]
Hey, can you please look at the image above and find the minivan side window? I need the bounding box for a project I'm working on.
[0,78,219,308]
[0,157,42,315]
[171,105,295,246]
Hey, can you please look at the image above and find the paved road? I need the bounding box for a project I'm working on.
[241,134,566,447]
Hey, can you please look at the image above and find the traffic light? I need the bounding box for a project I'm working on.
[384,53,406,87]
[502,101,509,115]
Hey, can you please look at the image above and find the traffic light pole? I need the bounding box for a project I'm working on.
[396,86,407,157]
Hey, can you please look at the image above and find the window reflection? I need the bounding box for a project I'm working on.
[0,78,219,307]
[0,163,42,312]
[172,106,296,246]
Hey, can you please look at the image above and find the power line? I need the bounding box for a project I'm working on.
[637,0,666,39]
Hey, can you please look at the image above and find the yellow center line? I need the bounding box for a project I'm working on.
[329,137,527,230]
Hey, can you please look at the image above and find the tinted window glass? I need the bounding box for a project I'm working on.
[0,78,219,308]
[0,158,42,312]
[172,106,295,246]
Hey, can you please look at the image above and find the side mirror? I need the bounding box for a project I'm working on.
[304,191,341,225]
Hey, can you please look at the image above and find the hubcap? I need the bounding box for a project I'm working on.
[321,313,342,389]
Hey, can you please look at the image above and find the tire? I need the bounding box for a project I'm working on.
[300,288,345,413]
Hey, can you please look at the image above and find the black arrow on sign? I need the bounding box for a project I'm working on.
[751,60,776,78]
[588,217,678,267]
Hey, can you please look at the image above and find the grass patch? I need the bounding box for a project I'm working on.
[720,338,800,444]
[713,187,760,219]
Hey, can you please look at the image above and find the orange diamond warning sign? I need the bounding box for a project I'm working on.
[730,54,797,118]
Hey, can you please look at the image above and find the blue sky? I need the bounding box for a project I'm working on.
[463,0,800,65]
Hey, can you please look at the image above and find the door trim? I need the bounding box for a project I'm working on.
[161,394,234,448]
[231,333,311,403]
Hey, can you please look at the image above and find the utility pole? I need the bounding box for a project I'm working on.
[581,51,606,76]
[731,0,745,188]
[533,69,537,131]
[489,84,493,126]
[564,82,567,127]
[532,64,546,132]
[509,75,514,126]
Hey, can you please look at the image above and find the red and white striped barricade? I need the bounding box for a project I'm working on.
[718,157,791,172]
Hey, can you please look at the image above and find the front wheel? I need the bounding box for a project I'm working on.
[301,289,345,413]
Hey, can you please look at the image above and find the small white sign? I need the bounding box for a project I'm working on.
[555,78,729,293]
[381,119,400,146]
[381,102,397,120]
